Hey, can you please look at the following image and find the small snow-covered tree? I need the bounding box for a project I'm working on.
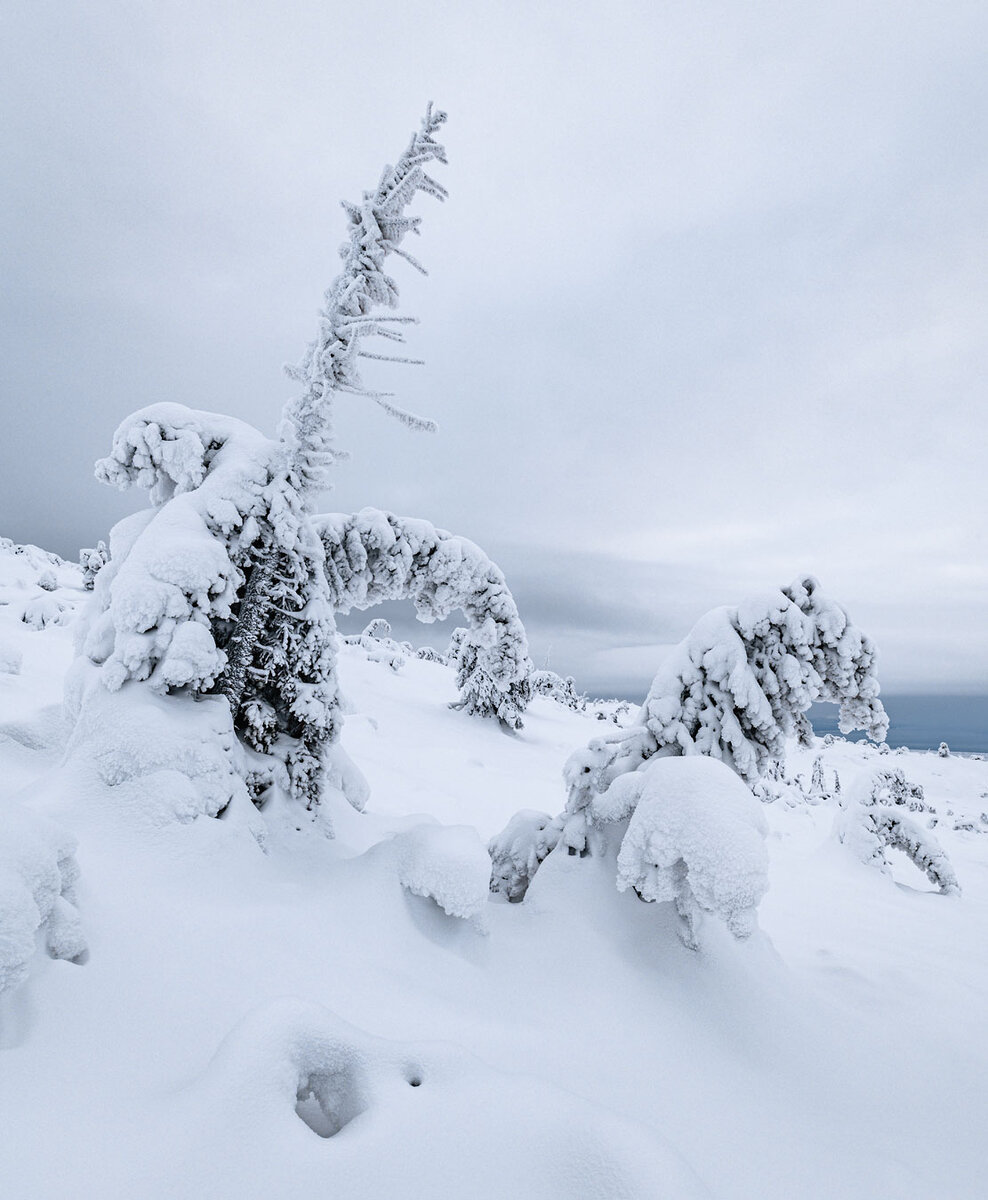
[835,772,959,895]
[72,107,449,817]
[561,577,887,818]
[491,576,887,903]
[531,669,586,711]
[79,541,109,591]
[317,508,533,729]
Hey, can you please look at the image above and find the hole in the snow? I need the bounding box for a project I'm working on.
[407,1075,422,1087]
[294,1069,367,1139]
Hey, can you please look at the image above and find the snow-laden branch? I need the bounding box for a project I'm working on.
[280,104,448,497]
[316,508,533,728]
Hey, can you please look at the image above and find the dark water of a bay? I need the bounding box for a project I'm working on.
[808,695,988,755]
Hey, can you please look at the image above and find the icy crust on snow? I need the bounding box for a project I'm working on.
[0,798,86,995]
[560,577,887,821]
[183,999,706,1200]
[390,823,491,924]
[614,758,769,946]
[316,507,533,727]
[836,771,960,895]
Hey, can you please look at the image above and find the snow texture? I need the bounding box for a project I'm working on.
[613,757,770,946]
[0,639,22,676]
[0,798,86,995]
[317,507,533,727]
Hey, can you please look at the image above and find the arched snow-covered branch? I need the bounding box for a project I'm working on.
[316,508,533,728]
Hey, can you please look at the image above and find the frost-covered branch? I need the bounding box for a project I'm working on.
[317,508,533,728]
[280,104,448,497]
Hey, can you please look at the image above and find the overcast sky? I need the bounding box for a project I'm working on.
[2,1,985,696]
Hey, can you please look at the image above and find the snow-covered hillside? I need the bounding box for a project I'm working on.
[1,541,986,1198]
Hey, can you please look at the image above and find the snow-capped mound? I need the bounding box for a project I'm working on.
[0,798,86,996]
[614,757,769,946]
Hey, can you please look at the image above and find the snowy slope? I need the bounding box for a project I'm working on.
[1,543,986,1199]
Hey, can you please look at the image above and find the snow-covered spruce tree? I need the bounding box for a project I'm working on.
[71,107,449,818]
[316,508,533,729]
[490,576,887,902]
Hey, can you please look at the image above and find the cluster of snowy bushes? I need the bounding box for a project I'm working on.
[489,576,900,942]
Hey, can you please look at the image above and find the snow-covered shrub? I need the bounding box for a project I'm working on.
[561,578,887,819]
[342,617,409,672]
[836,791,959,896]
[414,644,446,665]
[938,741,950,758]
[488,809,562,902]
[79,540,109,590]
[614,757,769,947]
[531,669,586,711]
[491,756,769,946]
[71,108,449,819]
[0,799,86,995]
[37,569,57,592]
[869,768,928,812]
[21,593,70,630]
[317,508,533,728]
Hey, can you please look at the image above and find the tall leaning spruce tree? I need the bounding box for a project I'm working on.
[78,107,449,814]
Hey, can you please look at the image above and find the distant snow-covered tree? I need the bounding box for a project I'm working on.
[317,508,533,729]
[72,107,449,818]
[531,669,586,711]
[79,541,109,591]
[561,577,887,819]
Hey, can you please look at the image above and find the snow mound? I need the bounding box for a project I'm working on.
[391,823,491,924]
[0,639,22,676]
[64,662,257,830]
[0,798,86,995]
[186,998,707,1200]
[614,757,769,946]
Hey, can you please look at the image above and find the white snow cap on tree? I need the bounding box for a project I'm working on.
[317,508,533,728]
[614,757,769,947]
[563,576,887,810]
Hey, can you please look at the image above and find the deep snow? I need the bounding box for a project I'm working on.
[1,543,986,1198]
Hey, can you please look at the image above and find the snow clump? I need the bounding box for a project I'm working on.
[0,799,86,995]
[613,757,769,947]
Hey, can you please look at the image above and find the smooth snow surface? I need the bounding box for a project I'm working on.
[1,544,987,1198]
